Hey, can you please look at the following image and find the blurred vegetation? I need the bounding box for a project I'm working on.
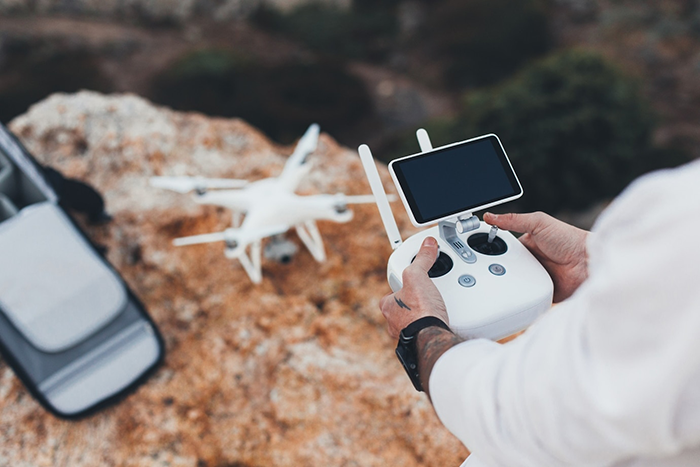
[0,39,113,123]
[150,49,247,119]
[150,49,372,143]
[251,0,553,89]
[418,0,552,88]
[381,50,689,213]
[0,1,693,217]
[251,1,399,62]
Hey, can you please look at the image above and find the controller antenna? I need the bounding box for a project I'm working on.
[359,144,403,250]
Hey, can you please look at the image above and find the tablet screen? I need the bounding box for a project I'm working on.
[391,135,521,224]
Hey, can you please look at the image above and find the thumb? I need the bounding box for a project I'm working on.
[410,237,439,274]
[484,212,545,235]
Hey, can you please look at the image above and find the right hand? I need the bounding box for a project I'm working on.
[483,212,589,302]
[378,237,449,339]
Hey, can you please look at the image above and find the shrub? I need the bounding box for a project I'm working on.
[455,49,686,213]
[150,49,247,119]
[239,62,372,143]
[251,2,398,62]
[150,50,372,144]
[419,0,552,88]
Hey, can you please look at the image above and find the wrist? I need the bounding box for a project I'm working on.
[415,326,463,398]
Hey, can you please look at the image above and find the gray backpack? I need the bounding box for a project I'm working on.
[0,124,164,419]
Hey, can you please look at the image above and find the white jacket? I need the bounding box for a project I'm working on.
[430,160,700,466]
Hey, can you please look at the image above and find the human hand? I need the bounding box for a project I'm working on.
[379,237,449,339]
[484,212,589,302]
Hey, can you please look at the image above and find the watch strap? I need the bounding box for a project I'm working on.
[402,316,449,338]
[396,316,450,392]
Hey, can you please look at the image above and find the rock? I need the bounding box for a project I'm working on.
[1,91,468,466]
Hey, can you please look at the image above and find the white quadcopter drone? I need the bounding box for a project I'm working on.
[150,124,390,284]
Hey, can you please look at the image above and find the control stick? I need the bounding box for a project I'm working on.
[487,225,498,244]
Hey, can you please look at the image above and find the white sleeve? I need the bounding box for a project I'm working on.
[429,163,700,466]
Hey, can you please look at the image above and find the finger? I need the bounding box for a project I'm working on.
[379,293,392,309]
[484,211,548,235]
[409,237,439,274]
[379,293,394,316]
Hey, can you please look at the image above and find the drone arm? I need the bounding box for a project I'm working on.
[150,176,248,194]
[194,190,252,212]
[173,231,227,247]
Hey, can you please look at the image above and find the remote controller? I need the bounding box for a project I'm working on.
[359,130,553,340]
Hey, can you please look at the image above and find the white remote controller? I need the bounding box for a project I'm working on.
[359,130,553,340]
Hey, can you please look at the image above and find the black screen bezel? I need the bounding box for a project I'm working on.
[390,135,521,225]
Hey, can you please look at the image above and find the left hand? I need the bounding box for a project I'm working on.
[379,237,449,339]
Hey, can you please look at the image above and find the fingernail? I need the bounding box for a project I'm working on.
[424,237,437,247]
[485,212,496,219]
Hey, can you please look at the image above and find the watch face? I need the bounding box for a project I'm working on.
[395,317,451,392]
[395,345,422,392]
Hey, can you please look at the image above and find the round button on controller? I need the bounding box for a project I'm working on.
[458,274,476,288]
[488,264,506,276]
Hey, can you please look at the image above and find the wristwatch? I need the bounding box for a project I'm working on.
[395,316,450,392]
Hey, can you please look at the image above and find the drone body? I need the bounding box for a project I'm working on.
[151,124,383,284]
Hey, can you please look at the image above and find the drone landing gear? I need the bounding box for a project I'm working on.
[295,220,326,262]
[226,241,263,284]
[232,211,243,228]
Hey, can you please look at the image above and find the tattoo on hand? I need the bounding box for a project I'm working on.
[394,297,411,310]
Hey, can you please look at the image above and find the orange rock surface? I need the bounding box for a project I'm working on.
[0,91,469,466]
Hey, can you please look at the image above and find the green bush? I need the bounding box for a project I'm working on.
[419,0,552,88]
[241,62,372,143]
[251,2,398,62]
[150,49,247,119]
[379,49,688,213]
[455,49,686,213]
[150,50,372,144]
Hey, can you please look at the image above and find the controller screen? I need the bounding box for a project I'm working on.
[391,135,521,224]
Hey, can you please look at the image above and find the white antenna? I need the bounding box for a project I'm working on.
[416,128,433,153]
[358,144,403,250]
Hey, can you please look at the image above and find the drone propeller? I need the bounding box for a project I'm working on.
[172,224,289,250]
[150,176,248,194]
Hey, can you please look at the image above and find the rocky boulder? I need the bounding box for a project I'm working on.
[0,91,468,466]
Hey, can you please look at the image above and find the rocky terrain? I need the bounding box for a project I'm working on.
[0,0,349,21]
[0,91,469,466]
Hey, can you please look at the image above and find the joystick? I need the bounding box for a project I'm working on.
[412,251,454,278]
[487,225,498,243]
[468,232,508,256]
[359,130,553,340]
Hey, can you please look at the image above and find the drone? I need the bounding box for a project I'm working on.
[150,124,392,284]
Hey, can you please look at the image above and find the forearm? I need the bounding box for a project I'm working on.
[416,326,464,399]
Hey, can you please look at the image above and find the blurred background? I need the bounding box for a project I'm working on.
[0,0,698,222]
